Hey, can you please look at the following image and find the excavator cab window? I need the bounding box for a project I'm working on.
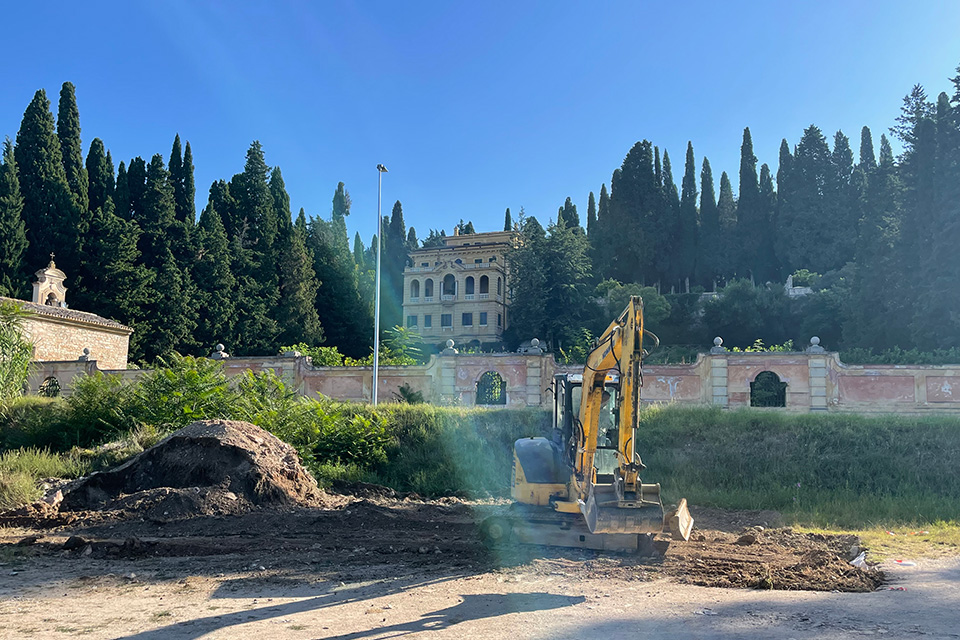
[594,383,619,479]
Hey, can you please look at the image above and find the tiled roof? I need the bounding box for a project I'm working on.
[0,297,133,332]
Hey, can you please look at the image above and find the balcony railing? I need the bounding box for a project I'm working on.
[478,293,489,300]
[464,294,475,300]
[441,294,456,301]
[409,297,419,303]
[423,296,434,302]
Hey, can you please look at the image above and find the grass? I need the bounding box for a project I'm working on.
[637,405,960,528]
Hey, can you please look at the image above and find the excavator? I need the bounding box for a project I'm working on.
[482,295,693,553]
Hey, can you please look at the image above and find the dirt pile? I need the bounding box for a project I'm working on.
[58,420,324,519]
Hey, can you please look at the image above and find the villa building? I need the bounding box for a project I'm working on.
[402,229,515,348]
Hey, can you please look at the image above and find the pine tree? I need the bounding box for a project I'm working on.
[504,207,512,231]
[15,89,80,276]
[697,157,720,289]
[85,138,114,214]
[0,139,27,296]
[57,82,89,214]
[558,197,579,229]
[677,141,699,291]
[192,204,236,350]
[891,84,935,155]
[144,247,197,361]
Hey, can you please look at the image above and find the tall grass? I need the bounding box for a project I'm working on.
[636,406,960,527]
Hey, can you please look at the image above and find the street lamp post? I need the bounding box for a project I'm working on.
[373,163,388,405]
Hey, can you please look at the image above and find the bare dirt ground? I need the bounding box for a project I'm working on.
[0,420,954,639]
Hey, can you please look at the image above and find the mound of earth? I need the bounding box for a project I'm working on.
[58,420,324,518]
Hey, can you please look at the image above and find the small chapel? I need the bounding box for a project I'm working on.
[0,257,133,370]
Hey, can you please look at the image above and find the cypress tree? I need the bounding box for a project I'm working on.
[353,232,366,270]
[309,194,372,357]
[658,150,680,289]
[717,171,737,280]
[697,157,720,289]
[169,135,196,228]
[829,130,857,267]
[846,134,903,349]
[0,139,27,296]
[773,139,793,276]
[15,89,79,276]
[677,141,699,291]
[144,247,197,361]
[757,163,778,281]
[593,183,611,279]
[126,157,147,221]
[504,207,512,231]
[229,142,280,355]
[76,200,155,359]
[181,142,195,226]
[192,204,236,350]
[330,181,351,255]
[559,197,579,229]
[139,155,178,269]
[270,166,292,237]
[736,128,761,281]
[382,200,408,330]
[609,142,657,284]
[86,138,114,214]
[56,82,89,214]
[277,211,323,346]
[406,227,418,248]
[585,193,596,236]
[778,126,833,274]
[114,161,129,219]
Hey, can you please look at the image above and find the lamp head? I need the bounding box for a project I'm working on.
[377,164,388,173]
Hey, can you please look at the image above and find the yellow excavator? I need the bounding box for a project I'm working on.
[482,295,693,553]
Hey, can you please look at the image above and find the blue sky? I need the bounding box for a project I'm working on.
[2,2,958,243]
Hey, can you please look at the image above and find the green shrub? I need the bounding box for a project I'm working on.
[0,301,33,404]
[133,354,235,428]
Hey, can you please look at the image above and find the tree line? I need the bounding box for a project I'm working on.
[508,64,960,355]
[0,83,428,362]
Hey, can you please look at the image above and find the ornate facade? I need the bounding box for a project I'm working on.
[402,229,514,347]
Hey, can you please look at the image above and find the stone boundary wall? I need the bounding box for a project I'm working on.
[28,351,960,414]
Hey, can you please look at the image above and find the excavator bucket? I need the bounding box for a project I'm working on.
[582,483,668,535]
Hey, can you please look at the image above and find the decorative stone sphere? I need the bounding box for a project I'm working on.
[531,338,540,348]
[810,336,821,346]
[714,337,723,347]
[216,343,225,352]
[82,347,90,356]
[446,339,455,349]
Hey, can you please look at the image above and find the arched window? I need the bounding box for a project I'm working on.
[39,376,61,398]
[497,277,502,296]
[751,371,787,407]
[476,371,506,405]
[424,279,434,298]
[442,274,457,296]
[410,280,420,299]
[479,275,489,294]
[465,276,475,295]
